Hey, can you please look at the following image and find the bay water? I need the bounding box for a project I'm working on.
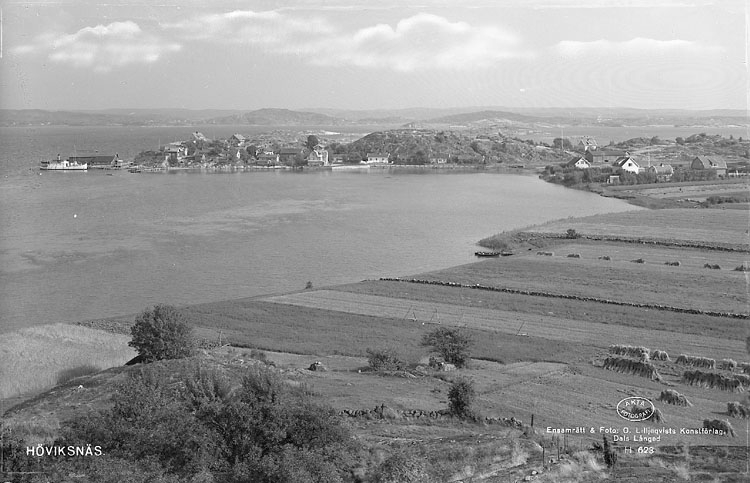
[0,126,638,333]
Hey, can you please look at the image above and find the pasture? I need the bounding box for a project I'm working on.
[520,208,749,247]
[0,323,135,403]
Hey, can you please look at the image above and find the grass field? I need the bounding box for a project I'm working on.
[0,323,135,402]
[521,208,750,246]
[412,249,747,314]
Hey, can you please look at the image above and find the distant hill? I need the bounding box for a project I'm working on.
[421,110,549,125]
[205,108,345,126]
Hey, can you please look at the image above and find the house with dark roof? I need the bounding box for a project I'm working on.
[586,149,627,165]
[691,156,727,176]
[307,147,329,166]
[229,134,246,146]
[279,147,304,165]
[578,137,598,152]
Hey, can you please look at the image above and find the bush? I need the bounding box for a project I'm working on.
[129,305,195,363]
[367,348,407,371]
[371,453,429,483]
[447,377,477,419]
[566,228,579,239]
[421,327,472,368]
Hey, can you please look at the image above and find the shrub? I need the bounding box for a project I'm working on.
[421,327,472,368]
[129,305,195,363]
[447,377,477,419]
[371,453,430,483]
[367,348,407,372]
[566,228,580,239]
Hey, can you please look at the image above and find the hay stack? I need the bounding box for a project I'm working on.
[676,354,716,370]
[727,402,750,419]
[656,389,692,407]
[650,350,670,361]
[734,374,750,387]
[718,359,738,371]
[609,344,650,359]
[648,408,665,423]
[703,419,735,437]
[602,356,662,381]
[682,370,744,392]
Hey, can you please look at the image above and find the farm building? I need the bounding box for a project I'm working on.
[585,149,627,164]
[648,164,674,181]
[691,156,727,176]
[614,156,643,174]
[567,155,591,169]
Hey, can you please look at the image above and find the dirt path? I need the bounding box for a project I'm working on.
[263,290,746,361]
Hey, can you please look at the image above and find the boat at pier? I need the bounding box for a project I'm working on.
[40,156,88,171]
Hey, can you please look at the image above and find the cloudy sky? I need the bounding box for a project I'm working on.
[1,0,746,111]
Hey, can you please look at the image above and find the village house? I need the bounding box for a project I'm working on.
[586,149,627,165]
[429,153,449,164]
[307,145,329,167]
[366,153,390,164]
[229,134,246,146]
[279,147,304,166]
[648,164,674,182]
[256,153,279,166]
[566,155,591,169]
[578,137,598,152]
[691,156,727,176]
[614,156,643,174]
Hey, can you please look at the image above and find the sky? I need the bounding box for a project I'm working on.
[0,0,747,111]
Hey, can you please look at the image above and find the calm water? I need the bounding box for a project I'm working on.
[0,126,638,333]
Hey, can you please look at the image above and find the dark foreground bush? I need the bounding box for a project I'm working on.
[37,361,360,482]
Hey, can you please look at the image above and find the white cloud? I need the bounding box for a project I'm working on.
[163,10,528,71]
[13,21,181,72]
[314,13,527,71]
[555,37,721,57]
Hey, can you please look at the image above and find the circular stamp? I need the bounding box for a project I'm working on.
[616,397,655,422]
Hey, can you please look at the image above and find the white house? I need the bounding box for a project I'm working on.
[614,156,643,174]
[566,155,591,169]
[366,153,390,164]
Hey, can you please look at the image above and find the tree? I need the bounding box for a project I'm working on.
[421,327,472,368]
[447,377,477,419]
[129,304,195,362]
[306,135,320,151]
